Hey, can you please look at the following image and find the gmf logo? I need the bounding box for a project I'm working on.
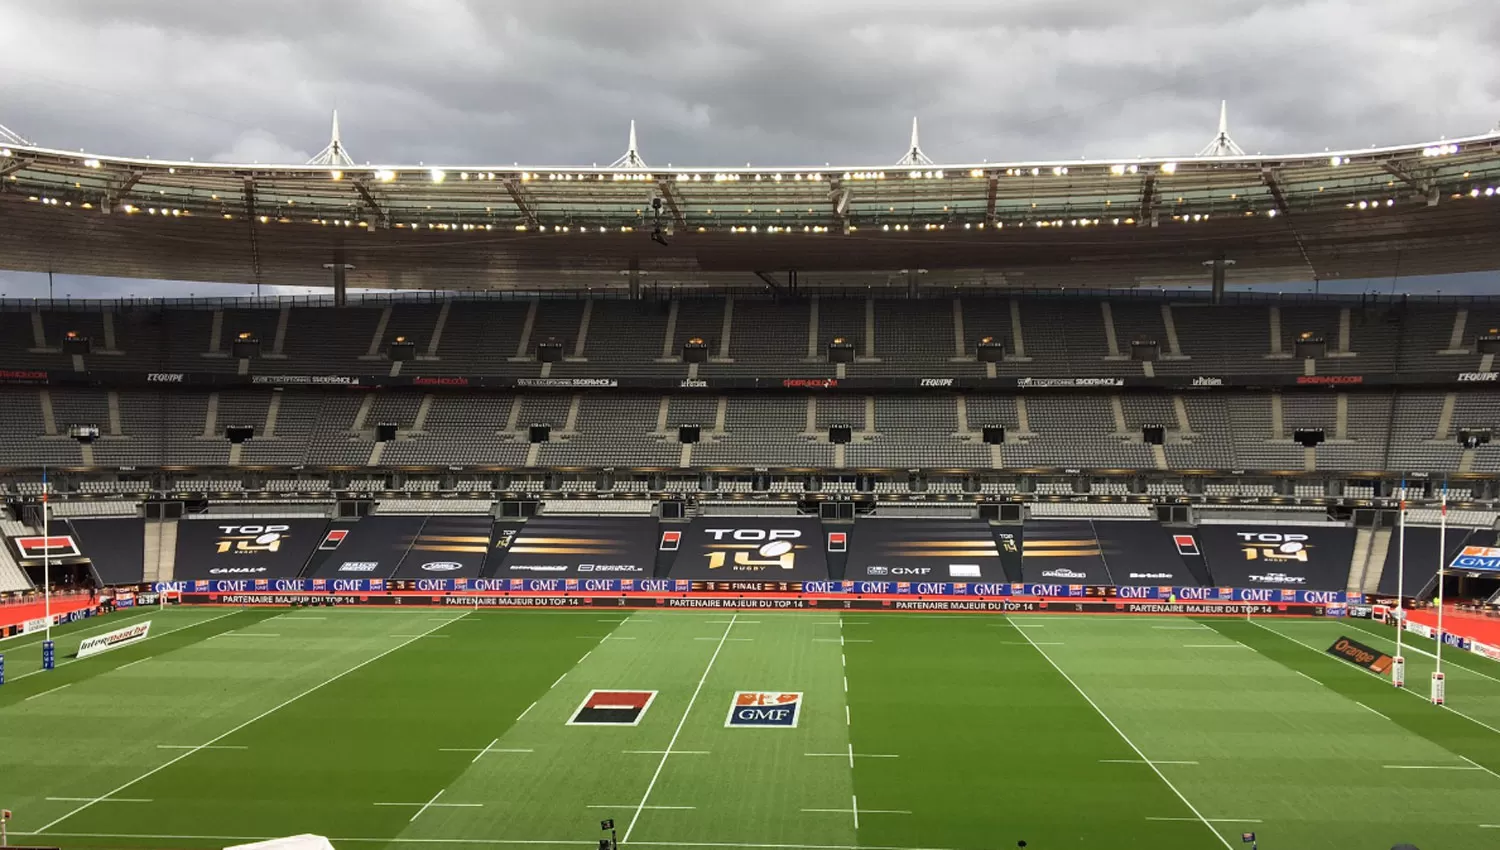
[216,524,290,555]
[1236,532,1310,562]
[725,691,802,727]
[703,528,803,572]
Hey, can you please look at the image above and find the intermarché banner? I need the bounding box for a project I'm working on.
[150,576,1359,604]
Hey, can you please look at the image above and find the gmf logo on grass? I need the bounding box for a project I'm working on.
[725,691,802,728]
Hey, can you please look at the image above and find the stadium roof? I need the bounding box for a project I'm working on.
[2,113,1500,291]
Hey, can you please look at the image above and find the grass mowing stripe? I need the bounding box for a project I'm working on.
[33,832,1000,849]
[8,608,247,684]
[1004,615,1235,850]
[621,613,739,844]
[1245,618,1500,739]
[24,609,471,837]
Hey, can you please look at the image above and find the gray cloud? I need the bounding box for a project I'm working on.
[3,0,1496,169]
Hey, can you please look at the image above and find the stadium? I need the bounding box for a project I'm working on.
[2,88,1500,850]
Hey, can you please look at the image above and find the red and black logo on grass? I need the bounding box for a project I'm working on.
[567,690,658,726]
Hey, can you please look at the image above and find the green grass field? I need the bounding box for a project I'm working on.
[2,606,1499,850]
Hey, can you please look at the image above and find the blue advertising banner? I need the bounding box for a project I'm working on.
[155,577,1355,604]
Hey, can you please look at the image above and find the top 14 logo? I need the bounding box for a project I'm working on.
[1237,532,1310,562]
[703,528,804,572]
[216,524,290,555]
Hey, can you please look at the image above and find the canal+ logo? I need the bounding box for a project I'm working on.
[725,691,803,728]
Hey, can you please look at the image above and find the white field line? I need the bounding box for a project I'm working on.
[1007,616,1234,850]
[10,608,246,684]
[622,614,738,844]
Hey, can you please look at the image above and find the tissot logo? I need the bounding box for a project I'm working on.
[1458,371,1499,382]
[146,373,185,383]
[1247,572,1307,584]
[215,525,290,555]
[918,377,955,387]
[1236,532,1310,562]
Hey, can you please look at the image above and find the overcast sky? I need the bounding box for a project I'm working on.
[2,0,1499,296]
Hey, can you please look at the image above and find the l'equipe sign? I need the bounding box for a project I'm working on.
[77,620,152,658]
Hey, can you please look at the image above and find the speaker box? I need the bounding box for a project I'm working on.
[976,337,1004,362]
[225,425,255,444]
[388,339,417,361]
[528,423,552,443]
[1293,335,1326,358]
[537,340,564,362]
[375,422,398,443]
[1293,427,1326,448]
[828,339,856,363]
[62,332,92,355]
[1130,339,1160,361]
[67,424,100,443]
[678,424,701,444]
[979,503,1001,521]
[682,338,710,363]
[1477,334,1500,355]
[982,424,1006,445]
[660,500,685,519]
[829,423,853,444]
[231,334,261,358]
[1142,424,1166,445]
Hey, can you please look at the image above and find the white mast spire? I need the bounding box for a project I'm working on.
[308,110,355,168]
[610,120,648,168]
[0,121,30,146]
[896,116,934,166]
[1197,100,1246,157]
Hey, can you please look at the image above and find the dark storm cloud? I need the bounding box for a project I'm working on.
[3,0,1497,168]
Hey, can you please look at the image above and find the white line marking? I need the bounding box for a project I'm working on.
[392,634,450,638]
[813,638,873,643]
[1382,764,1484,770]
[156,745,247,750]
[1146,817,1261,824]
[470,738,496,763]
[30,611,470,835]
[551,673,568,689]
[805,753,899,759]
[1000,641,1064,646]
[25,684,72,701]
[622,614,738,844]
[1182,644,1249,648]
[23,833,988,850]
[623,750,710,755]
[580,651,592,663]
[518,701,537,721]
[849,742,855,769]
[1099,759,1199,765]
[588,805,696,811]
[1009,617,1233,850]
[1294,670,1321,685]
[1153,625,1211,630]
[212,633,281,638]
[845,705,850,726]
[116,658,151,671]
[1355,701,1390,720]
[438,746,533,756]
[44,797,151,803]
[279,616,328,621]
[843,676,848,693]
[693,637,754,641]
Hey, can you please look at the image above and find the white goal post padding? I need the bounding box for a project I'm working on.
[227,835,336,850]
